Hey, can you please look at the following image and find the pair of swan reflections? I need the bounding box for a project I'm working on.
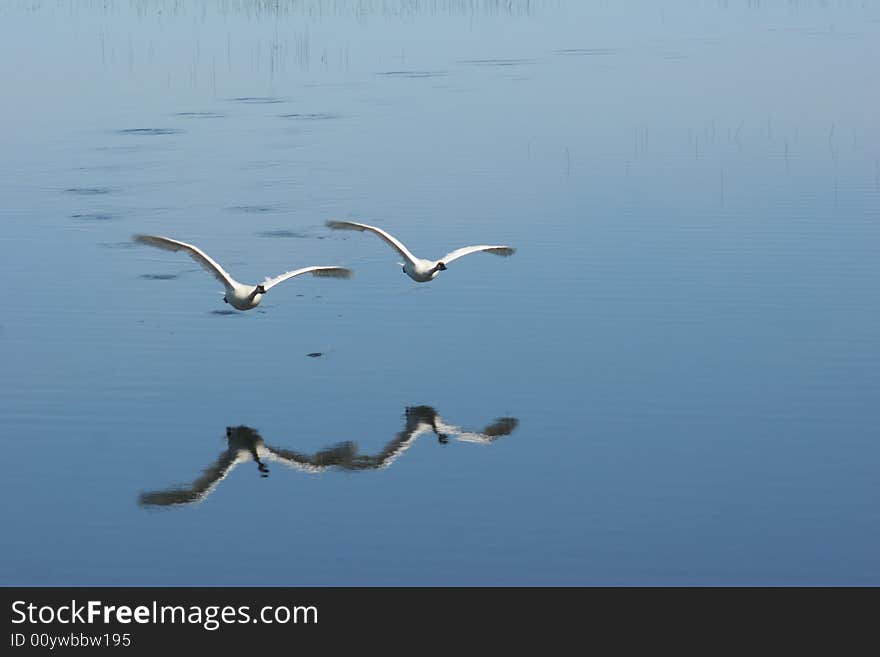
[139,406,518,508]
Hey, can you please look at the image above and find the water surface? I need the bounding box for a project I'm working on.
[0,0,878,585]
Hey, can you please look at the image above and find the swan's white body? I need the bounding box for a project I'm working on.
[133,234,352,310]
[404,257,447,283]
[326,220,515,283]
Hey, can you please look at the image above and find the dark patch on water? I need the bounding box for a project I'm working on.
[228,97,286,104]
[98,241,137,249]
[556,48,616,56]
[459,58,532,67]
[93,144,146,154]
[279,112,340,120]
[117,128,182,136]
[227,205,275,214]
[242,160,287,171]
[65,187,112,195]
[76,164,127,172]
[765,26,859,39]
[140,273,179,280]
[210,310,239,316]
[71,213,115,221]
[306,352,323,358]
[257,229,311,239]
[173,112,224,119]
[379,70,446,78]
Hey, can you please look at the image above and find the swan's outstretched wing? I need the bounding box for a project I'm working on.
[480,417,519,438]
[434,416,519,444]
[440,245,516,265]
[137,449,245,507]
[261,266,353,291]
[359,423,432,469]
[134,234,237,288]
[326,220,417,265]
[263,442,358,473]
[349,406,439,470]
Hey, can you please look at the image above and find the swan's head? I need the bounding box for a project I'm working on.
[436,262,447,271]
[255,284,267,295]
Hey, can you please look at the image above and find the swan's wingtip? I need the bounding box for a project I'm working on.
[484,417,519,437]
[132,233,166,247]
[326,220,361,231]
[313,267,354,279]
[133,233,169,245]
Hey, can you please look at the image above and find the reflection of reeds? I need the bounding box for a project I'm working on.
[212,0,538,19]
[60,0,540,19]
[35,0,544,81]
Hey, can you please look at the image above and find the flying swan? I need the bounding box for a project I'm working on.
[133,234,352,310]
[325,220,515,282]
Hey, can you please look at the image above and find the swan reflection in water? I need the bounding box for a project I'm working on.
[138,406,518,508]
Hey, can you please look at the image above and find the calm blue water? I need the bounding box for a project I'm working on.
[1,0,878,585]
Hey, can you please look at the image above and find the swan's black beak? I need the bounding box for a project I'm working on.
[438,262,447,271]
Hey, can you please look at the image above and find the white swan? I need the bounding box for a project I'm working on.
[325,220,515,282]
[133,234,352,310]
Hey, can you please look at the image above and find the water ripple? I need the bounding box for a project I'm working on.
[173,112,224,119]
[379,70,447,78]
[227,205,275,214]
[459,58,533,67]
[116,128,182,136]
[139,273,179,281]
[65,187,112,195]
[278,112,340,120]
[257,229,323,239]
[228,96,286,104]
[71,213,115,221]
